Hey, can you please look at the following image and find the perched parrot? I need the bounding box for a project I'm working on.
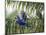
[16,11,27,26]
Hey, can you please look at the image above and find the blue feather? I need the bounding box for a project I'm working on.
[16,13,26,25]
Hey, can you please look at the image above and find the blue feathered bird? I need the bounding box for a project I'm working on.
[16,11,27,26]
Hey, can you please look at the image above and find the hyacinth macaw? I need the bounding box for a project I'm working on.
[16,12,27,26]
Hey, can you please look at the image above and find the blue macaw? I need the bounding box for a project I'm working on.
[16,12,27,26]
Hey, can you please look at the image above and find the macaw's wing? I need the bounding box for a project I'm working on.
[16,18,26,25]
